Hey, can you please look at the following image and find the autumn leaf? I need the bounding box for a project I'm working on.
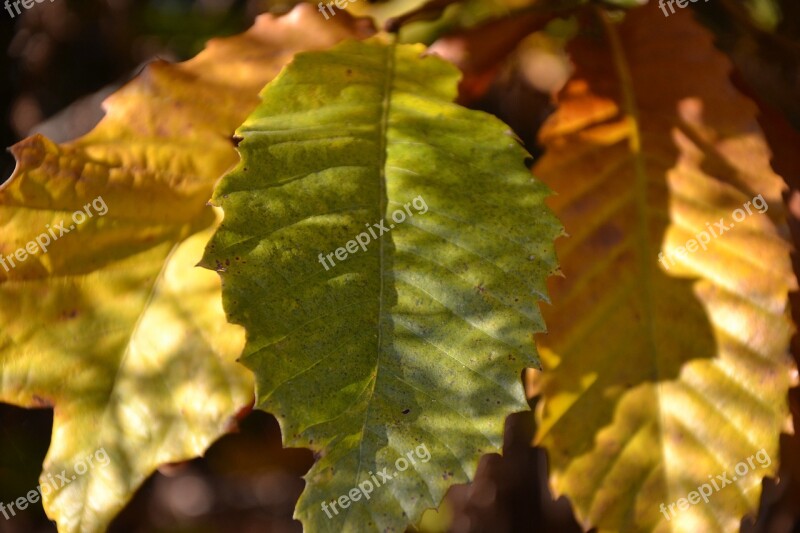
[0,6,368,532]
[202,37,562,532]
[531,4,797,532]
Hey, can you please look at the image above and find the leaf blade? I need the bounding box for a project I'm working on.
[0,7,367,532]
[203,37,562,532]
[531,5,797,532]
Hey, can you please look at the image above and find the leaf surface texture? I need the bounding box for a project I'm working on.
[0,7,365,532]
[531,6,797,532]
[203,37,562,532]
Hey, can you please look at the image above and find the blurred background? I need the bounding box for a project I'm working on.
[0,0,297,184]
[1,0,799,531]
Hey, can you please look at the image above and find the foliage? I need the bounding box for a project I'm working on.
[0,7,365,532]
[1,0,798,532]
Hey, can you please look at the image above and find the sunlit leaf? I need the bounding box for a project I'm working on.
[203,37,562,532]
[530,5,797,532]
[0,6,367,532]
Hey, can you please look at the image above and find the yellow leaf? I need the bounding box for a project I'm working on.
[0,6,369,532]
[531,5,797,532]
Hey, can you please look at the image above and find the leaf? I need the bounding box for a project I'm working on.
[202,37,562,532]
[0,6,367,532]
[350,0,581,39]
[530,5,797,532]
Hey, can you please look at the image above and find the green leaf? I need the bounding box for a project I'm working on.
[202,37,562,532]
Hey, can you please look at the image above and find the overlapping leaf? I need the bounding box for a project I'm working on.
[0,6,367,532]
[202,37,562,532]
[531,5,797,532]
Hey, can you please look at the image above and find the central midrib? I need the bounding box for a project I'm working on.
[346,38,398,524]
[598,6,671,526]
